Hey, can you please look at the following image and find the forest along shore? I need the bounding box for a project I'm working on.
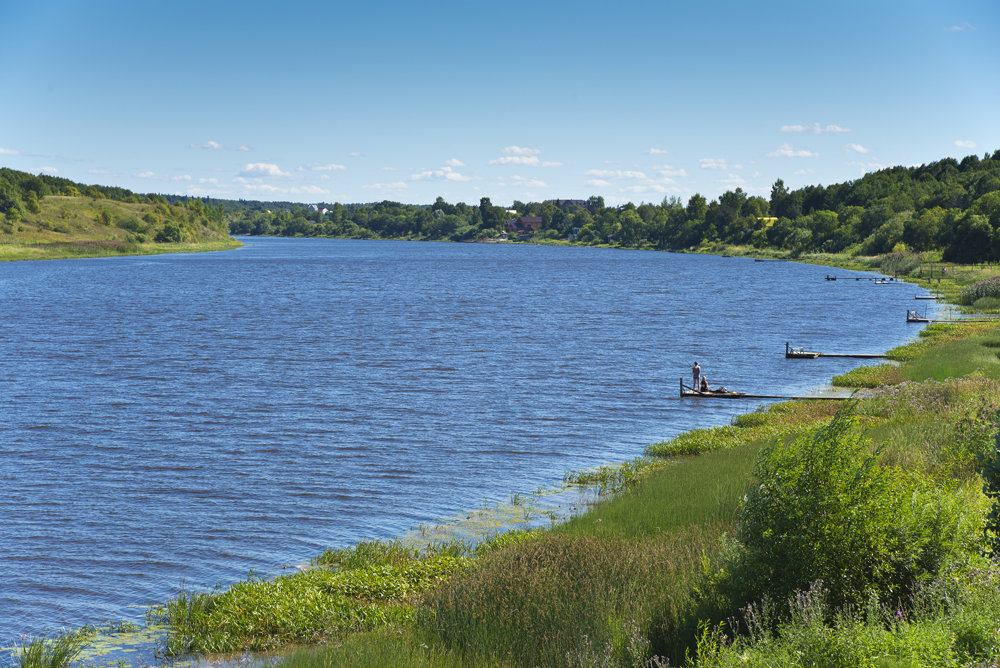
[15,257,1000,668]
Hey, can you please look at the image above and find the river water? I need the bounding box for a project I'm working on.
[0,238,939,638]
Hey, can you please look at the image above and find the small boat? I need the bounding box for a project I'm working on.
[873,278,898,284]
[680,389,747,399]
[914,294,942,300]
[786,348,821,359]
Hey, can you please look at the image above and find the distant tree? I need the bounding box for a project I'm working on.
[25,190,40,214]
[155,221,185,243]
[686,193,707,222]
[943,213,993,263]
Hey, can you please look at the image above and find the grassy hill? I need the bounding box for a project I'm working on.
[0,178,240,261]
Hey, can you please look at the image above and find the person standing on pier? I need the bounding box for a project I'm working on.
[692,361,701,391]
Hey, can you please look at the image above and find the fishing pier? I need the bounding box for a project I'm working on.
[679,379,848,401]
[784,342,888,359]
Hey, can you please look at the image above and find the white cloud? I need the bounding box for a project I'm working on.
[955,139,977,148]
[173,174,192,181]
[587,179,612,187]
[490,145,561,167]
[241,183,330,196]
[719,173,745,186]
[137,171,156,178]
[410,166,472,182]
[647,148,669,155]
[794,168,815,176]
[781,123,851,134]
[363,181,408,190]
[768,143,818,158]
[200,177,219,184]
[654,165,687,177]
[585,169,648,180]
[350,152,363,157]
[511,175,548,188]
[491,155,540,166]
[622,184,675,194]
[945,22,975,31]
[239,163,289,177]
[846,143,870,154]
[848,160,887,173]
[191,140,250,151]
[445,158,465,167]
[0,147,19,155]
[310,163,347,172]
[502,145,540,156]
[39,166,58,174]
[700,158,729,170]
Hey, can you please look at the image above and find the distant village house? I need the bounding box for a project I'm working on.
[506,216,543,241]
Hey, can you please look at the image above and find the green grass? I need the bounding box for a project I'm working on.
[281,627,498,667]
[7,633,87,668]
[831,362,905,387]
[644,400,842,456]
[563,456,667,495]
[0,194,239,261]
[559,444,761,539]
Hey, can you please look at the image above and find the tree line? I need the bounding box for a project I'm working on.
[225,150,1000,262]
[4,150,1000,261]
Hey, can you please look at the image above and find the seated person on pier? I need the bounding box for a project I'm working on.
[699,376,710,392]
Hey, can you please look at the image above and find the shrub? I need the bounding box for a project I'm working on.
[724,403,985,612]
[155,221,184,243]
[959,276,1000,305]
[880,251,922,276]
[978,414,1000,557]
[117,216,146,233]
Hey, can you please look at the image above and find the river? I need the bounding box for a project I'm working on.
[0,238,940,638]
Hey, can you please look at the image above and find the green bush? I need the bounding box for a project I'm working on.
[879,251,922,276]
[959,276,1000,305]
[978,413,1000,557]
[155,221,184,243]
[723,403,985,612]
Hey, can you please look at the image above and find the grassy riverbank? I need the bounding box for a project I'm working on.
[0,193,241,262]
[11,255,1000,668]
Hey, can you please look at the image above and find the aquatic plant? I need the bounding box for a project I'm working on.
[7,632,87,668]
[563,457,666,495]
[154,548,472,656]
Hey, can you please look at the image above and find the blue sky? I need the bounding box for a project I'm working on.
[1,0,997,206]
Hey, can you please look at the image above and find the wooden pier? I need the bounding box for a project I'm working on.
[824,274,878,281]
[679,379,848,401]
[785,342,887,359]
